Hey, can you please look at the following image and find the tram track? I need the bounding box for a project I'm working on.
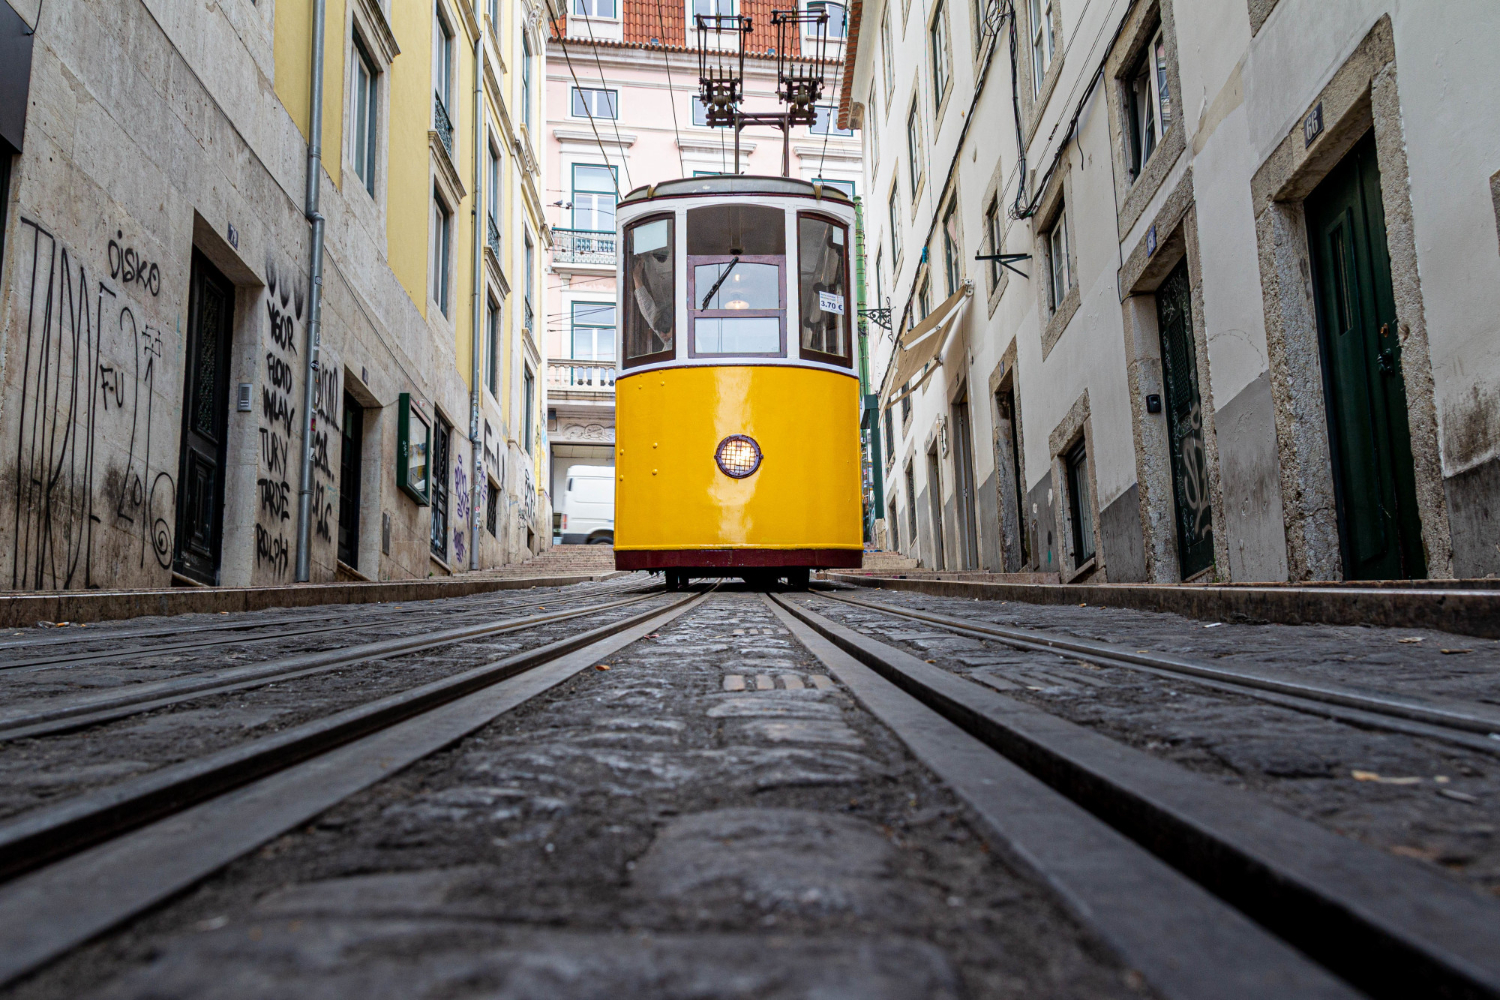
[813,588,1500,752]
[769,591,1500,1000]
[0,588,710,987]
[0,588,662,742]
[4,585,1498,999]
[0,577,650,674]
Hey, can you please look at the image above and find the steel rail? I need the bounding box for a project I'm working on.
[0,591,662,742]
[817,590,1500,740]
[772,592,1500,1000]
[0,592,711,991]
[0,579,653,671]
[0,590,701,887]
[761,592,1359,1000]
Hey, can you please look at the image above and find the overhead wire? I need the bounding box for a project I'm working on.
[654,0,689,178]
[576,3,637,192]
[816,12,845,179]
[546,6,623,199]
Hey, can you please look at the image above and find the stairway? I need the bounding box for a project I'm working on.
[512,543,619,577]
[860,550,920,572]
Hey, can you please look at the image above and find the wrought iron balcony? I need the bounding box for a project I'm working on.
[551,228,617,266]
[433,94,454,156]
[546,359,616,393]
[487,215,500,259]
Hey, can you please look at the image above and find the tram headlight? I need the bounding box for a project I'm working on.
[715,435,762,479]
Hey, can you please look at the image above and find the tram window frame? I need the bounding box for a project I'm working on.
[686,253,788,359]
[796,211,853,367]
[622,212,677,368]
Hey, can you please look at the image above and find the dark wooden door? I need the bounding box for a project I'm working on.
[1155,259,1214,578]
[174,252,234,584]
[1305,132,1425,580]
[996,385,1029,567]
[951,397,979,569]
[927,450,945,570]
[338,392,363,567]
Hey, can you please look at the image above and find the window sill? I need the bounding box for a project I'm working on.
[1039,282,1081,360]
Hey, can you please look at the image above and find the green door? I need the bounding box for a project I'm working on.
[1156,260,1214,578]
[1305,132,1425,580]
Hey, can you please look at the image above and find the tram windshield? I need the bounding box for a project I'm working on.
[687,205,786,358]
[624,215,675,366]
[798,214,850,364]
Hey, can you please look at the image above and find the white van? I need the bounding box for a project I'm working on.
[559,465,615,544]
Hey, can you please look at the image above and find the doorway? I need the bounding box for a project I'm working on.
[995,382,1029,569]
[950,392,980,569]
[926,449,946,570]
[1155,258,1214,579]
[1305,131,1424,580]
[338,392,364,568]
[174,251,234,585]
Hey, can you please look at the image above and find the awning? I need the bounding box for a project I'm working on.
[882,284,972,406]
[0,0,34,154]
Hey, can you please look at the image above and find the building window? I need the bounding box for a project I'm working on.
[573,0,617,15]
[907,104,922,195]
[901,382,912,423]
[874,248,885,307]
[430,417,451,558]
[691,96,711,126]
[521,33,533,130]
[488,0,500,38]
[1029,0,1055,92]
[918,275,931,319]
[806,0,847,38]
[486,477,499,536]
[486,297,501,396]
[692,0,737,20]
[351,39,378,195]
[888,186,902,261]
[880,7,895,98]
[813,177,856,199]
[572,164,618,231]
[1045,206,1070,312]
[522,366,535,453]
[884,407,896,461]
[1126,27,1171,179]
[432,187,452,316]
[434,6,454,112]
[984,197,1001,286]
[930,1,949,109]
[867,86,879,165]
[487,139,502,241]
[571,302,617,361]
[1066,440,1094,566]
[523,230,535,333]
[810,105,853,136]
[942,200,960,295]
[571,87,619,119]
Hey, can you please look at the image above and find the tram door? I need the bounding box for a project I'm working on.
[951,392,980,569]
[1155,259,1213,579]
[174,251,234,584]
[1305,131,1424,580]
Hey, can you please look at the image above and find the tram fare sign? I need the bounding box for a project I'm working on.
[819,291,846,315]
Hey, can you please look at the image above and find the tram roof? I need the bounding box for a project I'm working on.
[619,175,853,206]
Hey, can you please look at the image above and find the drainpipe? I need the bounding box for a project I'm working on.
[469,8,484,570]
[294,0,329,583]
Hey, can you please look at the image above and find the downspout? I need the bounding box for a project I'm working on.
[469,10,484,570]
[294,0,329,583]
[854,196,883,522]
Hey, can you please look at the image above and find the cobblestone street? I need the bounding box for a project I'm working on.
[1,578,1496,998]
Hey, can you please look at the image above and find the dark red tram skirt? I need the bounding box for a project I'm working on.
[615,549,864,571]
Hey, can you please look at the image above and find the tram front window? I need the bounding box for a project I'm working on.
[798,214,851,364]
[687,205,786,357]
[624,215,675,366]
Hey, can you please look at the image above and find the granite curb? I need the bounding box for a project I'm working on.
[824,574,1500,639]
[0,572,633,628]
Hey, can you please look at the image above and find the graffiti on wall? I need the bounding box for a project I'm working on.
[256,257,301,577]
[453,458,468,563]
[9,218,177,590]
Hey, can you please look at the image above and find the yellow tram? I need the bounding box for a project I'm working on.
[612,176,863,587]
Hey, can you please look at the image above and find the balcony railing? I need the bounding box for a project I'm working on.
[547,359,616,392]
[487,215,500,259]
[551,228,617,266]
[433,94,454,156]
